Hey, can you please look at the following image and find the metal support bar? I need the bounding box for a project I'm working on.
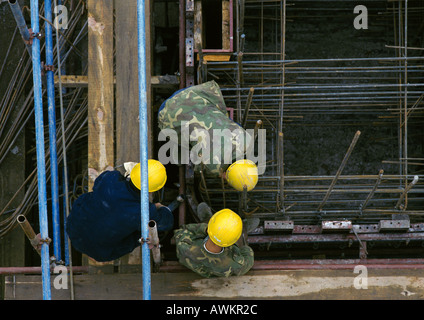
[395,175,419,210]
[264,220,293,233]
[30,0,51,300]
[278,131,284,212]
[220,169,226,208]
[246,119,262,158]
[317,130,361,212]
[54,0,74,300]
[148,220,162,271]
[248,232,424,244]
[378,219,410,232]
[253,120,262,141]
[177,0,186,227]
[8,0,32,56]
[321,221,352,233]
[359,241,368,259]
[137,0,151,301]
[360,169,384,212]
[17,215,41,256]
[185,0,194,87]
[199,164,212,207]
[236,53,243,123]
[241,87,254,128]
[45,0,61,262]
[0,266,88,275]
[242,185,248,216]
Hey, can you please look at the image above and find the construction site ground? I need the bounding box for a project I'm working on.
[4,268,424,300]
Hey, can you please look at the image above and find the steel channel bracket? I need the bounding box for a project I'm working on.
[321,220,352,233]
[378,219,411,232]
[264,221,294,233]
[186,38,194,67]
[186,0,194,12]
[185,1,194,87]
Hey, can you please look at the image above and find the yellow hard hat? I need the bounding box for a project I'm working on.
[130,160,167,192]
[225,159,258,192]
[207,209,242,247]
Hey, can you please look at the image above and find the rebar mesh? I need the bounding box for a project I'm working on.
[195,0,424,225]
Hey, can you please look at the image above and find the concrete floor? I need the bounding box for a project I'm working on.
[4,267,424,300]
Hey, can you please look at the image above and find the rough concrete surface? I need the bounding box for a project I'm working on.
[4,268,424,300]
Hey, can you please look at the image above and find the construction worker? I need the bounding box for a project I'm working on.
[66,159,180,262]
[173,206,259,278]
[158,80,259,192]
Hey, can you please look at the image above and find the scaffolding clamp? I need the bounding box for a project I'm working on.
[43,63,55,72]
[139,237,151,245]
[39,236,52,245]
[41,61,56,75]
[25,28,43,45]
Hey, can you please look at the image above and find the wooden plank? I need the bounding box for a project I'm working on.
[114,0,139,268]
[114,0,154,268]
[54,75,91,87]
[222,0,230,50]
[196,54,232,62]
[54,75,179,88]
[87,0,115,192]
[150,75,180,87]
[194,0,203,50]
[115,0,140,168]
[86,0,115,268]
[145,0,153,159]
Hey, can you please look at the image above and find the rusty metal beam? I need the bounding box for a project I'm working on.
[248,232,424,244]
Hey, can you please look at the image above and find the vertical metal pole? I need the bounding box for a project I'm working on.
[57,0,67,94]
[30,0,51,300]
[397,0,403,185]
[278,131,284,211]
[54,0,74,299]
[137,0,151,300]
[403,0,408,197]
[63,169,70,266]
[179,0,186,88]
[45,0,61,262]
[178,0,187,227]
[279,0,286,213]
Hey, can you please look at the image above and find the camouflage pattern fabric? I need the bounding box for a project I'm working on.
[173,223,254,278]
[158,80,251,176]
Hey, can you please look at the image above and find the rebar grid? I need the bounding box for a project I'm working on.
[196,0,424,225]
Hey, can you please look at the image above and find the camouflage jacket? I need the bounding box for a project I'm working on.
[158,81,251,176]
[173,223,254,278]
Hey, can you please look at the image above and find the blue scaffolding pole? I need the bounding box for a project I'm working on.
[137,0,151,300]
[45,0,62,263]
[30,0,52,300]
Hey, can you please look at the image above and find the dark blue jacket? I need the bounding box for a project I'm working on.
[66,170,174,262]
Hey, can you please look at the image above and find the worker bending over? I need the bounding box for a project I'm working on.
[66,159,179,262]
[173,207,259,278]
[158,80,259,192]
